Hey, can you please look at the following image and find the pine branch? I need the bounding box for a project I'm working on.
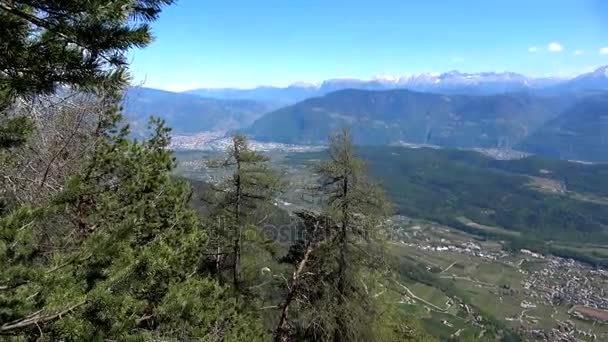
[0,2,117,66]
[0,300,85,332]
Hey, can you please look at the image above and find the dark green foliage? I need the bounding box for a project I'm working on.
[0,0,174,102]
[0,119,266,340]
[371,303,438,341]
[275,129,397,341]
[0,1,273,340]
[0,0,174,153]
[316,129,390,341]
[0,116,33,149]
[204,134,282,288]
[286,146,608,263]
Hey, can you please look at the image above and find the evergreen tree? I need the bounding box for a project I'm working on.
[205,134,282,289]
[315,128,390,341]
[1,1,270,339]
[0,0,172,100]
[274,129,424,341]
[0,118,267,340]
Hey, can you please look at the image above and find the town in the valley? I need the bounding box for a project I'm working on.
[387,216,608,341]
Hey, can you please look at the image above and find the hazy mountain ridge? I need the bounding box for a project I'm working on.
[122,87,279,135]
[518,93,608,162]
[554,66,608,93]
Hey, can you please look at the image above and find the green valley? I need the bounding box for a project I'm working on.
[174,145,608,340]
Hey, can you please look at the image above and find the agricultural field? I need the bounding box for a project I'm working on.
[387,220,608,341]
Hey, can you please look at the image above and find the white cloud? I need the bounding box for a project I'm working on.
[528,46,538,53]
[548,42,563,52]
[573,50,584,56]
[600,47,608,55]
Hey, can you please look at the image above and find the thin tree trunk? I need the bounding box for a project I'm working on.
[274,239,315,342]
[233,141,242,289]
[335,176,349,342]
[216,216,222,280]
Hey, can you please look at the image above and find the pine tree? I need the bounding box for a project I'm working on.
[0,0,173,100]
[0,0,173,148]
[0,1,271,339]
[0,118,268,340]
[205,134,282,290]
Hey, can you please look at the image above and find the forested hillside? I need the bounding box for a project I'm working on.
[518,93,608,162]
[245,89,567,147]
[286,147,608,265]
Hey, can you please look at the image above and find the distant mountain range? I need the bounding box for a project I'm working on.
[185,71,569,104]
[184,85,317,105]
[125,66,608,162]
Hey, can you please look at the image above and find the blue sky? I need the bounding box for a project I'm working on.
[129,0,608,91]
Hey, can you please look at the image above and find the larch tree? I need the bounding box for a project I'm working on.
[275,225,340,340]
[205,134,282,290]
[273,129,395,341]
[316,128,391,341]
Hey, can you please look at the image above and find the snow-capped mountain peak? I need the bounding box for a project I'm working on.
[372,75,400,83]
[588,65,608,78]
[184,67,608,103]
[289,81,320,88]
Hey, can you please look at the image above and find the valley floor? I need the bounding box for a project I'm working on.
[174,147,608,341]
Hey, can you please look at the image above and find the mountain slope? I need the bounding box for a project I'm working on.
[559,66,608,92]
[245,89,564,147]
[286,146,608,258]
[518,93,608,162]
[122,87,277,134]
